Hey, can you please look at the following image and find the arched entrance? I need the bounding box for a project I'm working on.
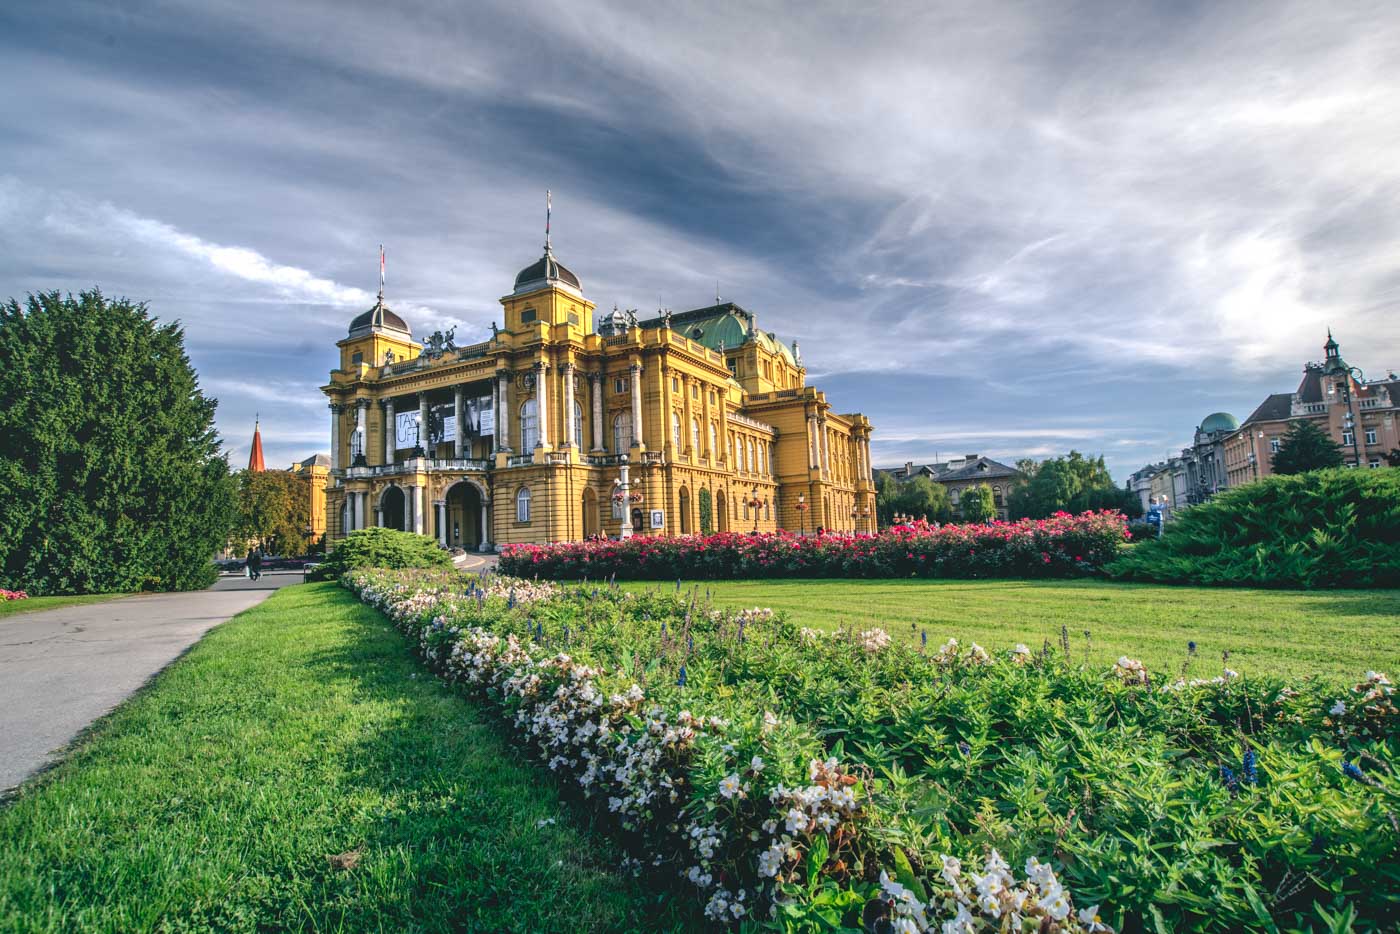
[715,490,728,532]
[582,488,600,539]
[678,486,691,534]
[380,485,406,531]
[445,481,485,550]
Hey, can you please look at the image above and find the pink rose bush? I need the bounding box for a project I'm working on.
[0,588,29,601]
[499,511,1128,581]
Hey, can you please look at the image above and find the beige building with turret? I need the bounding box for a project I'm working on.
[322,238,875,548]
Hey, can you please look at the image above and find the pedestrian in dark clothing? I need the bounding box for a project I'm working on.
[248,550,263,581]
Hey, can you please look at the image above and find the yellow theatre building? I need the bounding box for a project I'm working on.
[322,238,875,548]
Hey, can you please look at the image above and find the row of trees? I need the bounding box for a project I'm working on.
[876,451,1142,525]
[0,291,319,595]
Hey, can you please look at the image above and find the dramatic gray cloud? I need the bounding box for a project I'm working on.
[3,0,1398,476]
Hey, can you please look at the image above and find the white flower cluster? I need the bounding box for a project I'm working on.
[735,607,775,624]
[1160,668,1240,693]
[1112,656,1148,686]
[932,637,991,667]
[879,850,1111,933]
[799,627,824,643]
[1011,643,1033,664]
[857,628,892,652]
[1328,671,1397,727]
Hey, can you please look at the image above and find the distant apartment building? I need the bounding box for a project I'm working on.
[1223,332,1399,486]
[875,454,1023,520]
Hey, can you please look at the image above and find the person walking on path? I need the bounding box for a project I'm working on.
[247,549,263,581]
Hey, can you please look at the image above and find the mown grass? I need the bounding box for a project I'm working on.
[0,583,698,933]
[666,578,1400,683]
[0,594,126,620]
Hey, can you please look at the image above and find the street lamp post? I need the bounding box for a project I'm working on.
[411,412,426,459]
[795,493,808,536]
[613,455,642,540]
[748,486,762,533]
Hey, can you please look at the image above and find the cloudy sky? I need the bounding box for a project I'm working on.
[4,0,1399,478]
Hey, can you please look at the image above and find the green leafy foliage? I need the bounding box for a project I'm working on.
[232,469,313,556]
[1272,419,1346,474]
[876,474,952,525]
[959,483,996,522]
[1108,468,1400,588]
[350,567,1400,932]
[699,487,714,535]
[1010,451,1143,519]
[310,527,452,580]
[0,290,234,594]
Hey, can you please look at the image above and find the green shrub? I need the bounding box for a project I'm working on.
[1108,468,1400,588]
[310,528,451,580]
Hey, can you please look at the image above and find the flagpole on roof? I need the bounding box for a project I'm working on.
[545,189,552,253]
[378,244,385,302]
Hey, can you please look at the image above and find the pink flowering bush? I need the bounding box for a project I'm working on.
[0,588,28,601]
[500,511,1128,581]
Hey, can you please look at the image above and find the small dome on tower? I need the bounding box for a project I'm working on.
[348,298,411,338]
[514,249,581,295]
[1199,412,1238,434]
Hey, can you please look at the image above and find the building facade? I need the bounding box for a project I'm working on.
[874,454,1023,521]
[1223,333,1400,486]
[322,242,875,547]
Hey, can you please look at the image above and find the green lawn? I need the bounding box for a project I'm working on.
[0,593,126,620]
[0,583,698,933]
[670,578,1400,683]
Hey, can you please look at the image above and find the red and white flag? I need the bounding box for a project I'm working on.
[378,244,386,293]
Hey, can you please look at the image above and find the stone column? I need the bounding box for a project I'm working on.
[820,420,831,477]
[414,485,424,534]
[418,392,430,456]
[629,363,643,449]
[355,400,369,464]
[618,458,634,539]
[375,504,383,528]
[590,372,605,452]
[437,502,448,546]
[479,498,489,548]
[807,415,819,469]
[383,398,395,465]
[562,362,576,448]
[496,371,511,452]
[453,386,464,459]
[329,404,342,470]
[534,360,550,448]
[682,374,694,458]
[355,491,365,531]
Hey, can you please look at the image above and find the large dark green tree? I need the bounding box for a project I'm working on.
[876,474,953,524]
[0,291,234,594]
[1008,451,1141,519]
[959,483,997,522]
[1271,419,1345,474]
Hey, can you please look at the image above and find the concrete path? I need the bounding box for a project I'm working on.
[0,572,300,794]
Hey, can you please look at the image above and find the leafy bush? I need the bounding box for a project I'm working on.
[309,528,451,580]
[500,511,1128,581]
[346,567,1399,931]
[1108,468,1400,588]
[0,290,235,594]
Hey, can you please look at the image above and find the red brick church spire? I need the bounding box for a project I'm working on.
[248,417,266,472]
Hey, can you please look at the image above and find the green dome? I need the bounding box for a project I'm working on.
[1200,412,1239,433]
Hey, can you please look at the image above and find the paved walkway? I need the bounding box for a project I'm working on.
[0,572,300,794]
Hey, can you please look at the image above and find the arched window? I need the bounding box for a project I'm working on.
[516,487,532,523]
[748,438,756,474]
[764,499,771,520]
[520,399,539,450]
[739,437,748,473]
[672,411,682,450]
[709,423,718,457]
[758,442,767,476]
[573,401,584,448]
[691,418,700,453]
[613,412,632,452]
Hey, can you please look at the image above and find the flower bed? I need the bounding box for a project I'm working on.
[0,588,28,601]
[499,511,1128,581]
[344,568,1399,931]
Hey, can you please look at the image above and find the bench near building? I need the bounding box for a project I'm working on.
[322,238,874,548]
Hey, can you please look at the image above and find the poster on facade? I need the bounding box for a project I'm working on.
[395,409,456,448]
[463,395,494,438]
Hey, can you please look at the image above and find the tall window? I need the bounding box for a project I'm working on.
[739,437,748,472]
[516,487,532,522]
[613,412,633,452]
[1342,430,1354,447]
[573,401,584,448]
[672,412,682,450]
[520,399,539,450]
[691,418,700,453]
[709,423,718,457]
[1270,438,1280,453]
[748,438,756,475]
[1365,428,1377,445]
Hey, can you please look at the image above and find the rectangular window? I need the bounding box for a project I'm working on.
[1369,458,1382,468]
[568,312,580,325]
[691,384,699,399]
[614,377,625,394]
[1365,428,1377,445]
[351,351,363,366]
[521,308,537,323]
[671,377,679,393]
[1342,430,1354,446]
[1269,439,1280,453]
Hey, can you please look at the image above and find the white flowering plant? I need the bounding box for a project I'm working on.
[343,568,1398,931]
